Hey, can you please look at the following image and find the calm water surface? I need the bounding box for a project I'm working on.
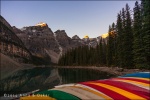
[58,68,117,84]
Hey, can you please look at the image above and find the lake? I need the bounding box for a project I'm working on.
[58,68,117,84]
[0,67,117,96]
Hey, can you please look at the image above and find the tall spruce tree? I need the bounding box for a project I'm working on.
[122,4,133,68]
[116,12,123,67]
[95,43,99,65]
[106,25,113,66]
[102,38,107,65]
[111,22,116,66]
[141,0,150,68]
[99,37,104,65]
[121,8,126,68]
[133,1,145,68]
[96,37,104,66]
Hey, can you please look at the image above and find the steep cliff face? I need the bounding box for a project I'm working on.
[0,15,31,62]
[13,24,60,63]
[14,26,83,63]
[55,30,83,53]
[14,25,60,53]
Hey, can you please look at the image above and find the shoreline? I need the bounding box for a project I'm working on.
[53,66,150,76]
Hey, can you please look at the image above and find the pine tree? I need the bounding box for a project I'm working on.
[99,37,103,65]
[124,4,133,68]
[95,44,100,66]
[89,46,94,65]
[102,38,107,65]
[111,22,116,66]
[116,12,123,67]
[141,0,150,68]
[121,8,126,68]
[75,48,79,65]
[106,25,113,66]
[106,22,116,67]
[72,48,76,66]
[120,4,133,68]
[133,1,145,68]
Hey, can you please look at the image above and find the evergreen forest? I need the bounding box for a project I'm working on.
[58,0,150,69]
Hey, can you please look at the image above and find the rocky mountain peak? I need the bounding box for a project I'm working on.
[35,22,47,27]
[54,30,67,36]
[13,23,60,63]
[0,15,31,63]
[0,16,12,29]
[54,30,71,48]
[84,35,89,39]
[19,24,52,36]
[72,35,80,40]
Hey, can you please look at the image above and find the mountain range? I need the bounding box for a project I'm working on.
[0,15,107,94]
[1,16,106,64]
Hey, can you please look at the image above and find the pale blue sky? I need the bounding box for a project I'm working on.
[1,1,136,38]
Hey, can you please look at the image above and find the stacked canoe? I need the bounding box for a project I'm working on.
[20,72,150,100]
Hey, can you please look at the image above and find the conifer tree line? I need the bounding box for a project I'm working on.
[58,0,150,69]
[58,38,107,66]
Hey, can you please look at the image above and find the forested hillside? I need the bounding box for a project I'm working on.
[58,0,150,69]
